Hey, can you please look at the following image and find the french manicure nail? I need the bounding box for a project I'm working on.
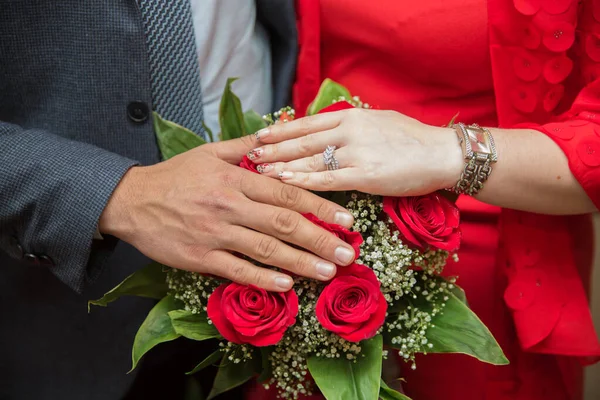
[334,211,354,227]
[279,171,293,179]
[255,127,270,141]
[247,148,263,160]
[275,276,293,290]
[257,163,273,174]
[316,261,336,279]
[335,246,355,265]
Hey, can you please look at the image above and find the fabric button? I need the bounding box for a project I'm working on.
[543,22,575,52]
[541,0,573,15]
[577,139,600,166]
[545,122,575,140]
[16,243,24,258]
[513,52,542,82]
[543,55,573,84]
[39,255,54,267]
[520,248,540,267]
[23,253,39,265]
[504,281,536,310]
[543,84,564,112]
[585,33,600,62]
[127,101,150,124]
[523,24,542,49]
[510,86,537,113]
[514,0,541,15]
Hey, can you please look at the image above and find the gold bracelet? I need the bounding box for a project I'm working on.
[449,123,497,196]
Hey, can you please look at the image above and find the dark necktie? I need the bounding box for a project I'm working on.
[137,0,207,139]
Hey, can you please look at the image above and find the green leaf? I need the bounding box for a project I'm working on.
[306,79,353,115]
[88,262,168,312]
[154,112,207,160]
[243,110,268,135]
[448,282,468,305]
[184,376,205,400]
[257,347,273,383]
[186,349,223,376]
[379,379,411,400]
[423,292,507,365]
[219,77,246,140]
[308,335,382,400]
[207,352,261,400]
[202,121,214,143]
[168,310,221,341]
[130,295,182,372]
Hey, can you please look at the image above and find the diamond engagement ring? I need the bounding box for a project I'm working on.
[323,145,339,171]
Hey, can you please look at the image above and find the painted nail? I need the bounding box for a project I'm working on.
[335,246,355,265]
[279,171,293,179]
[247,148,263,160]
[334,211,354,227]
[316,261,336,279]
[257,163,273,174]
[275,276,293,290]
[255,127,270,141]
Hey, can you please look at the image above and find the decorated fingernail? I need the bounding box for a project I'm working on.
[257,163,273,174]
[278,171,293,179]
[255,127,270,141]
[247,148,263,160]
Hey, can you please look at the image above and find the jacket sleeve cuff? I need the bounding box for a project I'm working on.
[0,122,139,293]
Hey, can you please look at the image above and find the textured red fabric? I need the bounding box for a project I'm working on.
[247,0,600,399]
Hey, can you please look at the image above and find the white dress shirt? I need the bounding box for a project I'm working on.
[190,0,273,137]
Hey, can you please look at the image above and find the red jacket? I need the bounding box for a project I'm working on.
[294,0,600,396]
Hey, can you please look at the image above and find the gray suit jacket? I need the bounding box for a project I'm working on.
[0,1,296,399]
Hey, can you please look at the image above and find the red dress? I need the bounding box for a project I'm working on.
[249,1,600,399]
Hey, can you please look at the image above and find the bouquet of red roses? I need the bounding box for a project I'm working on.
[91,79,507,400]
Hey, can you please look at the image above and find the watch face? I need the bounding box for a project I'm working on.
[468,128,492,154]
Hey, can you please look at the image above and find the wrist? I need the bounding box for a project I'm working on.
[431,126,463,190]
[98,166,147,241]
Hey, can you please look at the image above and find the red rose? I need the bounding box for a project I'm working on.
[207,283,298,347]
[382,193,461,252]
[303,213,362,261]
[239,155,259,173]
[318,101,354,114]
[315,263,387,342]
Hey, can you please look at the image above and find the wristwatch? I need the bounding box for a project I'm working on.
[450,123,497,196]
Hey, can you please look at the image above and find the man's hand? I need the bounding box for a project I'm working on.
[98,137,356,292]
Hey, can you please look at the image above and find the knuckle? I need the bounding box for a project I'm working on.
[230,263,249,284]
[256,236,279,261]
[251,269,265,287]
[307,154,322,171]
[312,232,331,254]
[294,253,313,276]
[315,200,333,221]
[322,171,336,186]
[298,135,313,153]
[274,210,300,236]
[220,170,242,188]
[240,135,255,148]
[299,117,313,134]
[275,184,302,208]
[202,189,236,213]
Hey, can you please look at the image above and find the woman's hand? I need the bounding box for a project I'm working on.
[247,108,463,196]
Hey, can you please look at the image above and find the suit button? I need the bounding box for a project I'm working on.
[23,253,39,265]
[10,236,23,257]
[127,101,150,123]
[39,255,54,267]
